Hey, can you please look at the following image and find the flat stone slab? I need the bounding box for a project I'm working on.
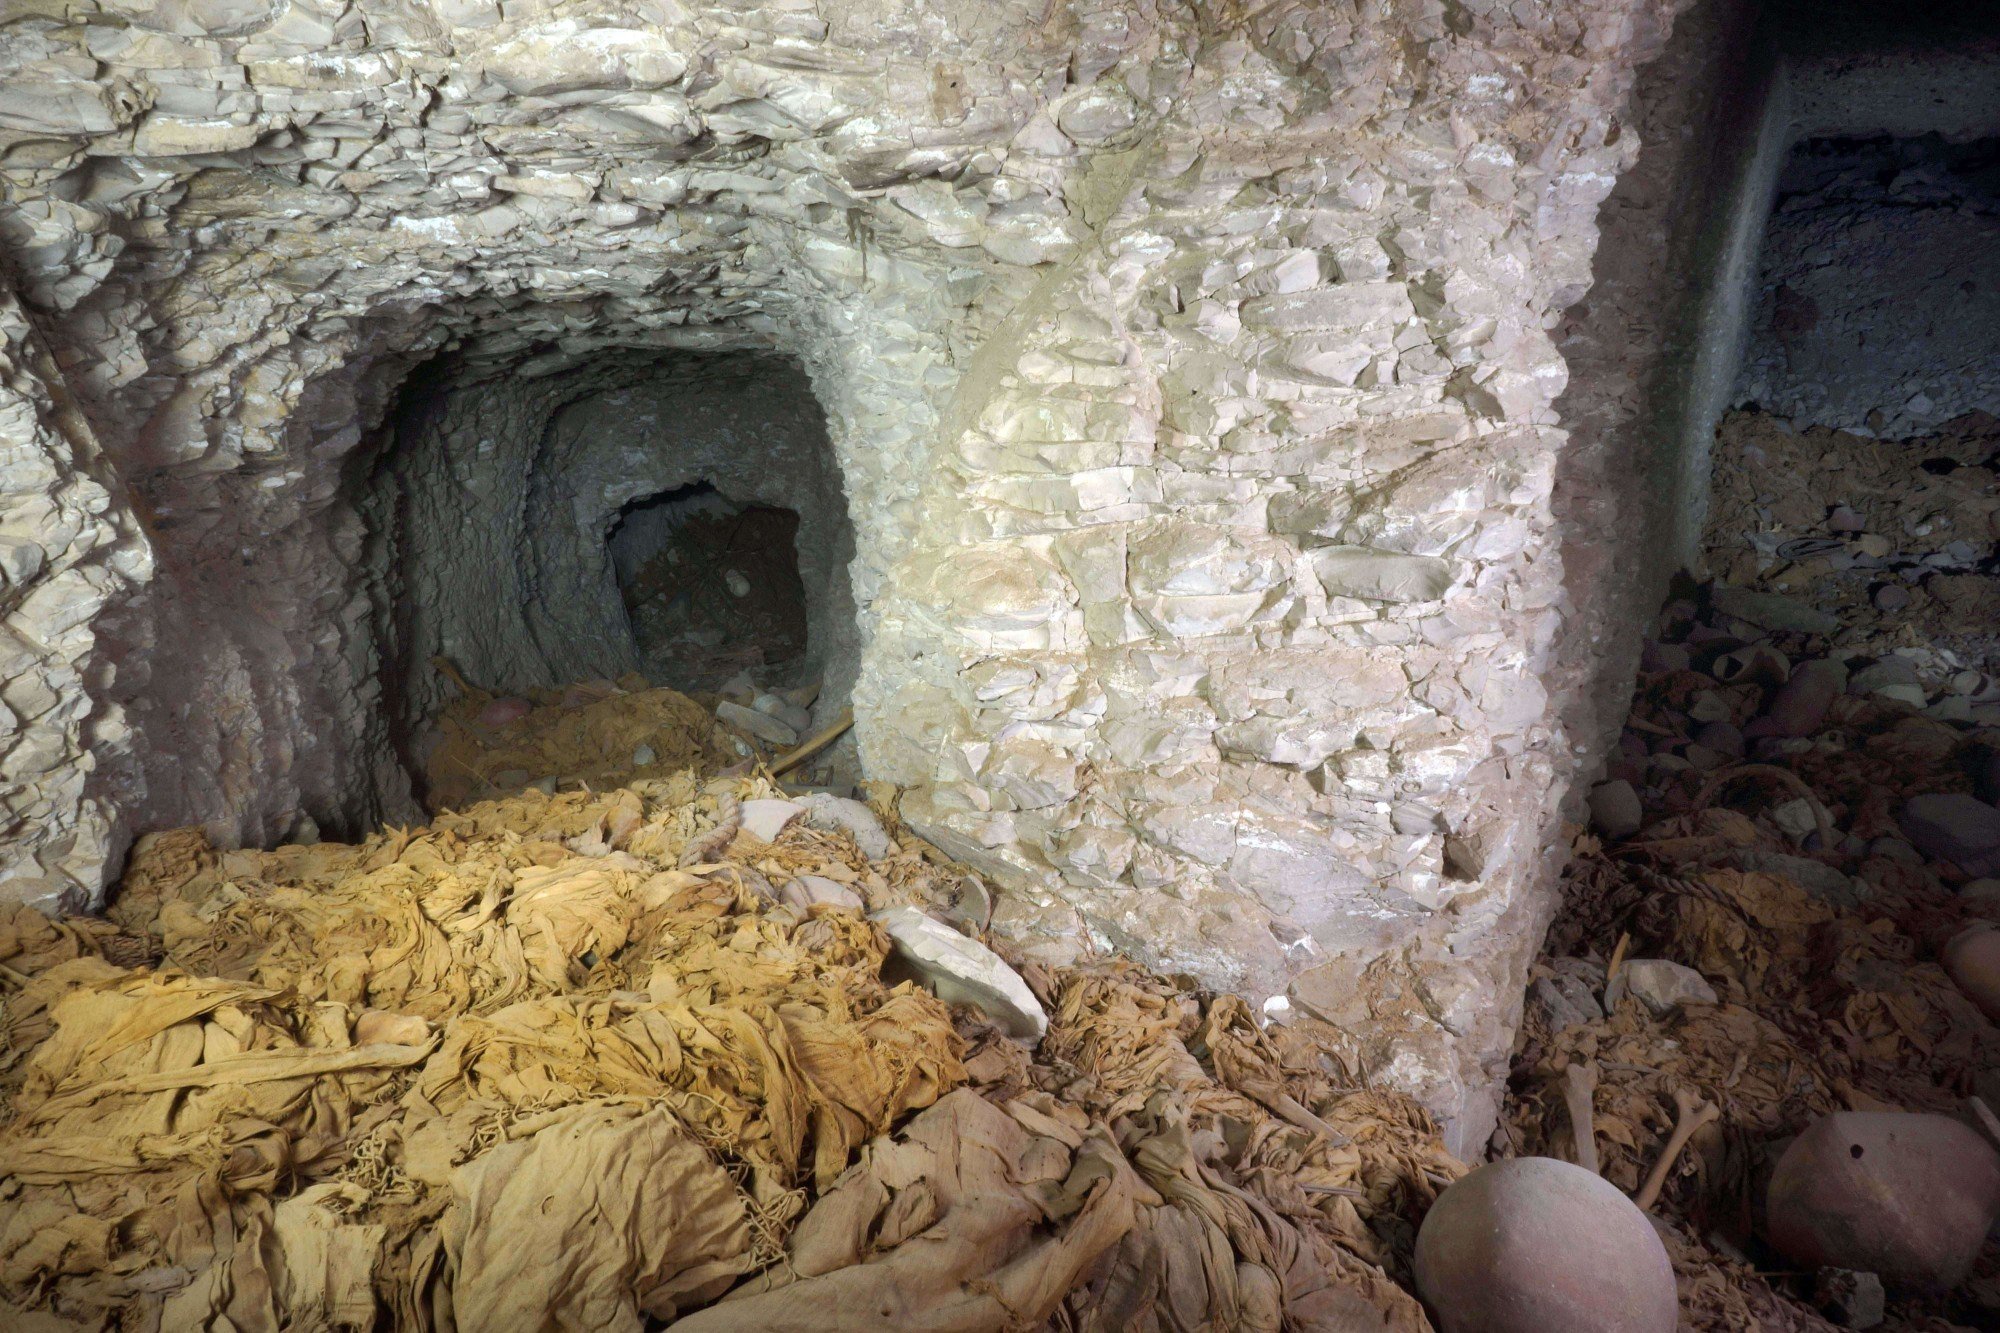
[1621,959,1718,1015]
[1899,794,2000,877]
[873,906,1047,1040]
[1711,586,1840,635]
[716,701,799,747]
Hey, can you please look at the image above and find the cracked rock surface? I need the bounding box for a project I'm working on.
[0,0,1692,1142]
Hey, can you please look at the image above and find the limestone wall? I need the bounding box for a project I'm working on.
[0,0,1689,1146]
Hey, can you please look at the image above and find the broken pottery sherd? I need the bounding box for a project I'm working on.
[739,798,805,842]
[872,906,1047,1040]
[1711,586,1841,636]
[1710,643,1790,686]
[1942,923,2000,1023]
[1413,1157,1677,1333]
[1751,659,1849,739]
[1848,658,1920,695]
[1766,1111,2000,1291]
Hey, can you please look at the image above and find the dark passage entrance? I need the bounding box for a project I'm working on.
[607,482,811,691]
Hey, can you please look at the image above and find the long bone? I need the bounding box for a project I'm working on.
[1634,1085,1720,1211]
[1563,1060,1600,1175]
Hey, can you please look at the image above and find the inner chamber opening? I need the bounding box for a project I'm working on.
[606,482,812,690]
[1709,129,2000,682]
[353,345,859,812]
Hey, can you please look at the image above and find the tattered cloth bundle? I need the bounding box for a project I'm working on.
[0,772,1461,1331]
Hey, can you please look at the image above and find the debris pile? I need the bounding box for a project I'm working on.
[420,668,838,813]
[1704,408,2000,686]
[0,700,1461,1330]
[1521,569,2000,1329]
[12,440,2000,1328]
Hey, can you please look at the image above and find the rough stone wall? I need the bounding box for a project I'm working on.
[0,0,1688,1146]
[874,0,1692,1145]
[535,357,856,698]
[362,348,855,737]
[1543,0,1771,770]
[0,294,150,908]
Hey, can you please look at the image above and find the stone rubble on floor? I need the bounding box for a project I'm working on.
[1508,554,2000,1329]
[1618,958,1720,1016]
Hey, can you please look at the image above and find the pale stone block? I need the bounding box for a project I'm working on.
[1307,546,1454,602]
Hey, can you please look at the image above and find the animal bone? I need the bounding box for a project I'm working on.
[1564,1060,1600,1175]
[1634,1085,1720,1212]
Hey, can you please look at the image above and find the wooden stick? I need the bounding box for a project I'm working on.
[770,708,854,777]
[431,655,480,698]
[1603,931,1632,1011]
